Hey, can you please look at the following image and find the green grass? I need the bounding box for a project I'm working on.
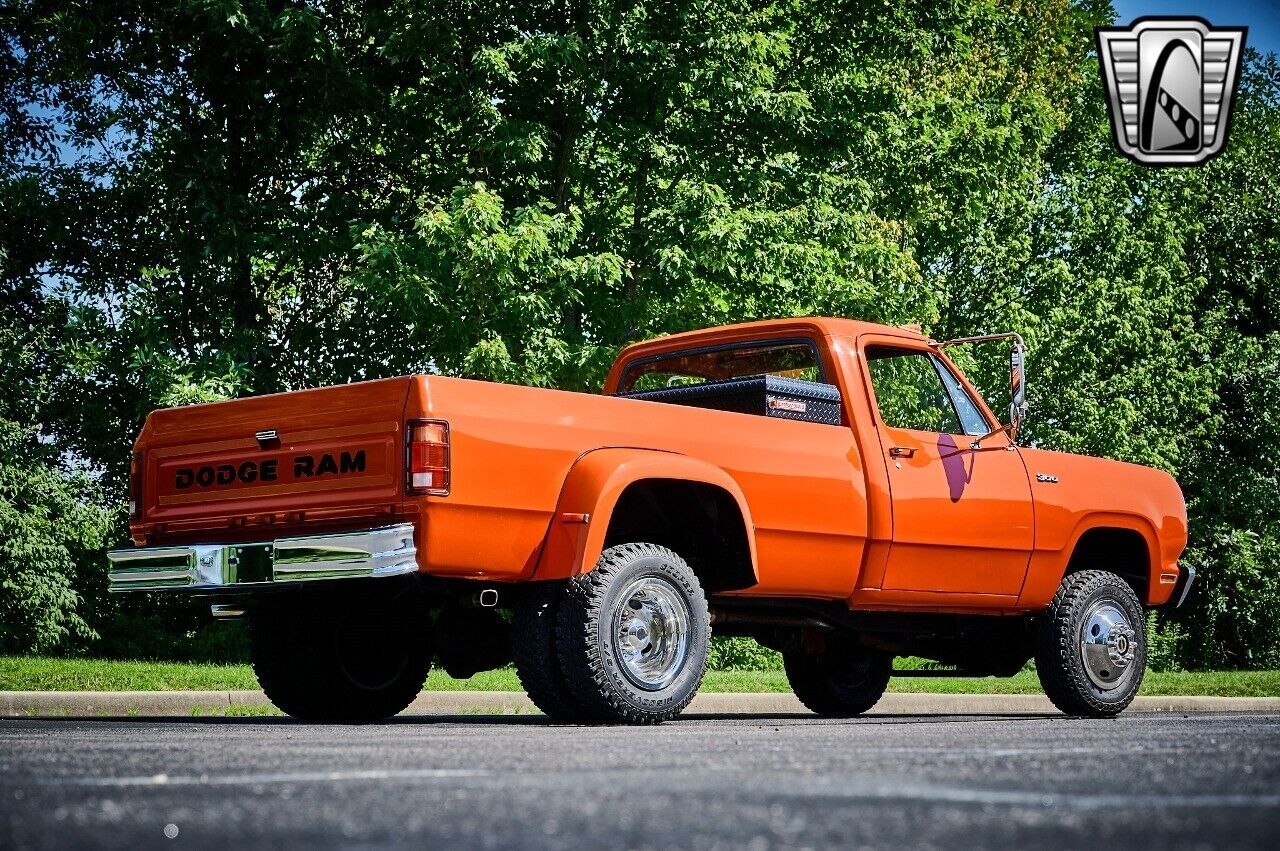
[3,655,1279,697]
[429,667,1280,697]
[0,656,260,691]
[422,668,800,693]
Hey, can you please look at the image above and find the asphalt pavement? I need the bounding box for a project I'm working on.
[2,710,1277,850]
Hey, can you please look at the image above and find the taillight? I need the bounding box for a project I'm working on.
[406,419,450,495]
[128,451,143,518]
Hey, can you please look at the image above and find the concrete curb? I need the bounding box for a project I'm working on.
[2,690,1278,718]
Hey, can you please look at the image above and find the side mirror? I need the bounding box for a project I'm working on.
[1009,342,1027,440]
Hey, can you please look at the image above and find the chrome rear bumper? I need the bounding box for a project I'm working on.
[107,524,418,592]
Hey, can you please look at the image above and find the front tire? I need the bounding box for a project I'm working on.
[783,641,891,717]
[249,597,432,722]
[1034,569,1146,718]
[556,543,710,724]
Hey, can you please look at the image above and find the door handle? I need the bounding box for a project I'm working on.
[889,447,915,459]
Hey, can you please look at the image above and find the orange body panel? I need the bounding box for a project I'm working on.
[128,317,1189,613]
[1015,447,1188,608]
[407,372,867,597]
[529,448,759,583]
[853,332,1035,600]
[132,378,412,543]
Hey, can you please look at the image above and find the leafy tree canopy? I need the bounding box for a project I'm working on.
[1,1,1277,665]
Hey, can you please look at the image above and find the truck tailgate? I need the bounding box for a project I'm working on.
[135,378,411,539]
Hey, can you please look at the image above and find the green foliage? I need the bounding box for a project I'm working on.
[708,636,783,671]
[1146,611,1186,673]
[0,420,113,654]
[0,2,1278,668]
[1180,530,1280,670]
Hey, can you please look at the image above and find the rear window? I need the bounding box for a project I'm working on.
[620,340,823,393]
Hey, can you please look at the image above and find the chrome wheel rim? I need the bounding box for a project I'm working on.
[1079,598,1138,691]
[612,576,691,690]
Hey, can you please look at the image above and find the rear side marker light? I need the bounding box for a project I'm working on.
[406,419,450,496]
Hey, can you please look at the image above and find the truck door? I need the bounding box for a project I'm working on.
[861,343,1034,597]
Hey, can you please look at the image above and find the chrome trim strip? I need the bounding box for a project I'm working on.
[273,526,418,580]
[107,524,418,592]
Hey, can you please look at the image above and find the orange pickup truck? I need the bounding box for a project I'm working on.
[107,318,1191,723]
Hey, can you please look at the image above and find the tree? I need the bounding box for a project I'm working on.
[0,418,113,654]
[1,1,1278,667]
[1172,51,1280,668]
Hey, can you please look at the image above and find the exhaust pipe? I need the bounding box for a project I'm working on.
[474,588,499,608]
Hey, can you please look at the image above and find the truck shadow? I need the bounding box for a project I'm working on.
[19,712,1062,727]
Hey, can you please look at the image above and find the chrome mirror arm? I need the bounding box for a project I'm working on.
[969,422,1016,451]
[935,332,1027,351]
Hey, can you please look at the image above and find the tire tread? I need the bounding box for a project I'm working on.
[1034,569,1146,718]
[249,605,431,722]
[556,543,709,725]
[783,647,890,717]
[512,584,586,722]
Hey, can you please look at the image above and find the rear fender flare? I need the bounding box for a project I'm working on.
[531,448,758,581]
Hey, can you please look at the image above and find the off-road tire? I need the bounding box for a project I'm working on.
[249,600,432,722]
[783,642,891,717]
[512,583,586,722]
[555,543,710,725]
[1034,569,1146,718]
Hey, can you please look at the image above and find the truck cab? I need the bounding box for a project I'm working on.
[107,317,1190,723]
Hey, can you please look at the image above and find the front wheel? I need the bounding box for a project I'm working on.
[783,642,891,717]
[555,543,710,724]
[1034,569,1146,717]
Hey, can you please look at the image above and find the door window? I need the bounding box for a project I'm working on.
[866,348,960,433]
[867,346,996,436]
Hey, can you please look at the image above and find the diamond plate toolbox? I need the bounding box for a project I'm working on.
[621,375,842,426]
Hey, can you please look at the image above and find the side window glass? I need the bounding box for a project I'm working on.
[865,348,963,434]
[930,356,990,437]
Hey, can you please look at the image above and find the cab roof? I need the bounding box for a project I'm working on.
[614,317,929,363]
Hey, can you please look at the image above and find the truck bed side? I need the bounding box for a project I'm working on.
[406,375,869,598]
